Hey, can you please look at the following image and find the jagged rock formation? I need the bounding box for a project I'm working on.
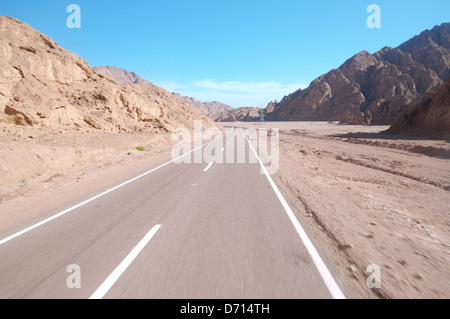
[265,100,277,114]
[214,107,261,122]
[171,93,233,117]
[93,67,233,119]
[386,79,450,139]
[0,16,215,133]
[266,23,450,125]
[93,65,152,85]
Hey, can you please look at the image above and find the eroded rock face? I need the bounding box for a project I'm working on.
[0,16,216,133]
[214,107,261,122]
[386,79,450,140]
[266,23,450,125]
[92,67,234,119]
[171,93,233,118]
[265,101,276,115]
[93,66,152,85]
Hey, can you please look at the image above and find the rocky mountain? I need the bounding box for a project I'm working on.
[93,65,151,85]
[386,79,450,140]
[171,93,233,117]
[93,67,233,119]
[214,107,261,122]
[266,22,450,125]
[0,16,215,133]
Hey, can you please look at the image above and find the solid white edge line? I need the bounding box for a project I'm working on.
[243,131,346,299]
[0,131,231,246]
[89,224,161,299]
[204,162,214,172]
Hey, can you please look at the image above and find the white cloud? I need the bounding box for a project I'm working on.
[169,79,307,108]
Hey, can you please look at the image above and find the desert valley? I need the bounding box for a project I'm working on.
[0,12,449,300]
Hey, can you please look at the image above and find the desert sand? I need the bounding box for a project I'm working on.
[0,121,449,299]
[0,123,206,233]
[223,121,450,299]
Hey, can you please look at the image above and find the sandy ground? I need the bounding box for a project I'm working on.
[225,121,450,299]
[0,124,189,233]
[1,121,449,299]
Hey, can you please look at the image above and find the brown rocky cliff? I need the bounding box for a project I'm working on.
[93,65,152,85]
[171,93,233,118]
[214,107,261,122]
[93,66,233,119]
[0,16,215,133]
[386,79,450,140]
[266,23,450,125]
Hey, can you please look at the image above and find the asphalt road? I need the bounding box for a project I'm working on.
[0,129,344,299]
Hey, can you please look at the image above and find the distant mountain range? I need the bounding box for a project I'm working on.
[171,93,233,117]
[94,66,233,118]
[265,22,450,125]
[93,65,152,85]
[91,23,450,131]
[214,107,261,122]
[3,14,447,139]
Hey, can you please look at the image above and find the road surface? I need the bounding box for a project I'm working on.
[0,129,344,299]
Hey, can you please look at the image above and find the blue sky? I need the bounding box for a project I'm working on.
[1,1,449,107]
